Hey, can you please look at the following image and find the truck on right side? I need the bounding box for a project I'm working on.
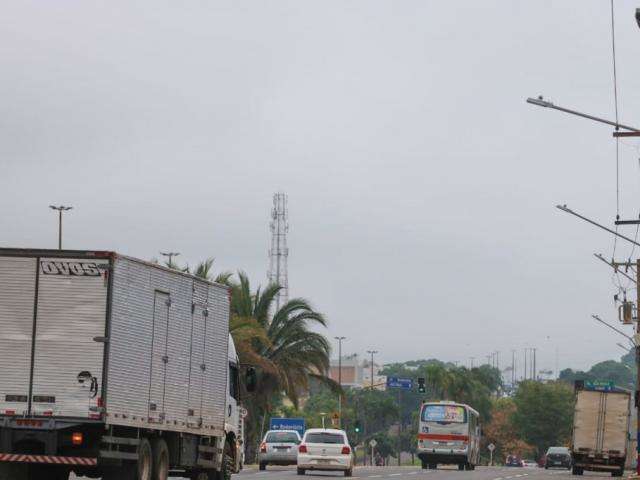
[571,381,631,477]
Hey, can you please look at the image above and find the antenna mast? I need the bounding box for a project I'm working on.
[268,192,289,312]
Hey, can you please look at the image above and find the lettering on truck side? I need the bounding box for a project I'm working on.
[40,261,101,276]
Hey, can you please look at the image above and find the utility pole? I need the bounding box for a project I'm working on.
[523,348,527,381]
[334,336,346,427]
[635,262,640,475]
[49,205,72,250]
[512,350,516,386]
[160,251,180,267]
[366,350,378,389]
[533,348,537,381]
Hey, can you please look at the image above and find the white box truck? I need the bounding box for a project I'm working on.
[0,248,255,480]
[571,381,631,477]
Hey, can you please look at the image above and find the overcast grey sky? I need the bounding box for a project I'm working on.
[2,1,640,373]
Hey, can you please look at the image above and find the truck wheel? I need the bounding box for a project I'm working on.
[152,438,170,480]
[259,462,266,471]
[428,464,437,470]
[137,438,154,480]
[297,468,306,475]
[344,468,353,477]
[611,468,624,477]
[458,464,465,471]
[572,466,583,476]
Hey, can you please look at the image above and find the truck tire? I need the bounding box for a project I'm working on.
[572,466,583,476]
[152,438,170,480]
[297,468,306,475]
[611,468,624,477]
[259,462,266,471]
[344,468,353,477]
[137,438,154,480]
[458,464,465,471]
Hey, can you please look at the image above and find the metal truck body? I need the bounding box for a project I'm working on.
[0,248,245,480]
[571,383,630,476]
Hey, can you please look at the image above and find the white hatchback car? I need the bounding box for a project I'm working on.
[297,428,354,477]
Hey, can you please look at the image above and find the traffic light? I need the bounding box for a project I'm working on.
[418,377,426,394]
[354,420,361,434]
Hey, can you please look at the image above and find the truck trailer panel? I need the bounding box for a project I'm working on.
[0,256,108,419]
[105,255,229,435]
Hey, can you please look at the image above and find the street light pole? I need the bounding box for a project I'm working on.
[334,336,346,427]
[366,350,378,389]
[160,251,181,267]
[49,205,73,250]
[636,260,640,475]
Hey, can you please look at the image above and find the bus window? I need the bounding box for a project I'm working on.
[422,405,467,423]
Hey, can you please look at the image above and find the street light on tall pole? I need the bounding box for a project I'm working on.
[366,350,378,389]
[334,336,346,426]
[160,251,180,267]
[49,205,72,250]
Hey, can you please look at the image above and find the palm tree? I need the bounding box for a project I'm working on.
[191,257,233,285]
[230,272,333,405]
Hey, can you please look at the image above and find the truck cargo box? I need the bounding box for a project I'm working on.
[571,383,630,475]
[0,249,230,437]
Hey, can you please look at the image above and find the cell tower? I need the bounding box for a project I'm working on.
[268,192,289,312]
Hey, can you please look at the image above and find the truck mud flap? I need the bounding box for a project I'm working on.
[0,453,97,466]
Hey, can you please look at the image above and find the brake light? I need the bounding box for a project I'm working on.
[97,397,104,408]
[72,432,83,445]
[341,446,351,455]
[4,410,15,416]
[299,445,308,453]
[260,442,267,453]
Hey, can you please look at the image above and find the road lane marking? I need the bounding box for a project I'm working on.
[368,475,382,478]
[389,474,402,477]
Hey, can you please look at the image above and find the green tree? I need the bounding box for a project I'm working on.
[512,380,574,457]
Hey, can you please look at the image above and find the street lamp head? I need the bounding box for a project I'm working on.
[49,205,73,211]
[636,8,640,29]
[526,96,553,108]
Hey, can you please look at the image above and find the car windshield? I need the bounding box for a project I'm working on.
[265,431,299,443]
[305,433,345,444]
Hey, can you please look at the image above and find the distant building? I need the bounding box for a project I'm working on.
[329,354,387,390]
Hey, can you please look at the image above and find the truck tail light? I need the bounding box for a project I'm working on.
[97,397,104,408]
[260,442,267,453]
[4,410,15,416]
[298,445,308,453]
[341,446,351,455]
[72,432,83,445]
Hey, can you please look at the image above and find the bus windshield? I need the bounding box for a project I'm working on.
[421,404,467,423]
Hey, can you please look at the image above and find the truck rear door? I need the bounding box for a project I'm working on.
[0,254,109,418]
[574,390,601,452]
[602,392,630,454]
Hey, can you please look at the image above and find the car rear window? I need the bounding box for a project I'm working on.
[305,433,345,444]
[547,447,569,454]
[265,431,299,443]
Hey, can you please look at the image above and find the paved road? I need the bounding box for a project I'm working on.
[142,466,616,480]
